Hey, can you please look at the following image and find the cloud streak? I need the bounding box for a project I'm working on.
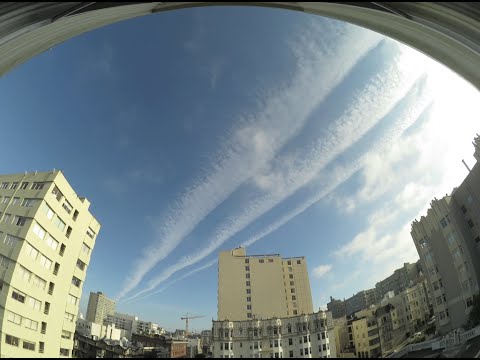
[116,20,383,300]
[313,265,332,279]
[122,47,432,304]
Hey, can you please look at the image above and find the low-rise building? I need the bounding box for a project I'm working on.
[187,337,203,358]
[212,311,331,358]
[76,318,124,341]
[132,334,188,358]
[351,307,381,358]
[73,333,142,358]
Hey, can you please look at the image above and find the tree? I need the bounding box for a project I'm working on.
[466,294,480,329]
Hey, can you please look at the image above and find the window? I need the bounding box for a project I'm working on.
[12,290,26,303]
[10,182,18,190]
[21,198,36,207]
[245,266,250,271]
[61,330,72,339]
[59,244,66,256]
[292,295,296,300]
[4,234,20,247]
[289,274,293,279]
[246,281,251,286]
[293,310,298,315]
[297,260,301,264]
[259,259,264,263]
[45,235,59,251]
[20,182,29,189]
[461,205,467,214]
[291,288,295,293]
[246,273,250,279]
[87,227,95,239]
[48,282,55,295]
[246,289,251,294]
[73,210,79,221]
[447,233,456,246]
[287,260,291,265]
[67,294,78,305]
[468,219,474,228]
[304,336,308,343]
[60,348,70,357]
[323,344,327,351]
[39,255,52,270]
[62,200,72,214]
[0,182,9,189]
[76,259,86,271]
[81,243,90,255]
[247,313,252,318]
[32,275,47,290]
[247,305,252,310]
[31,182,46,190]
[11,197,19,205]
[322,332,326,339]
[39,342,45,354]
[2,213,11,222]
[72,276,81,287]
[436,296,442,305]
[247,296,251,302]
[300,349,303,356]
[288,267,292,272]
[13,216,27,226]
[425,251,433,262]
[289,350,293,358]
[0,255,11,269]
[23,341,35,351]
[66,226,72,238]
[7,311,22,325]
[290,281,295,286]
[17,266,31,282]
[64,312,75,322]
[53,216,66,232]
[32,223,46,240]
[5,334,19,347]
[25,318,38,331]
[28,297,42,311]
[440,218,448,228]
[269,259,274,263]
[419,237,428,248]
[51,186,62,200]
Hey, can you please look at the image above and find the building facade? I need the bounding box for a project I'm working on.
[411,138,480,335]
[86,292,116,325]
[345,289,377,317]
[0,170,100,358]
[327,296,346,319]
[218,247,313,321]
[132,334,188,358]
[351,307,381,358]
[212,311,331,358]
[374,262,420,301]
[76,318,123,342]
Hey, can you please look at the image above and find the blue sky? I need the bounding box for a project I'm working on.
[1,6,480,332]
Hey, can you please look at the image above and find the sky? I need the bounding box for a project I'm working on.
[1,5,480,332]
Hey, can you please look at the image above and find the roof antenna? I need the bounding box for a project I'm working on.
[34,170,37,175]
[462,159,471,173]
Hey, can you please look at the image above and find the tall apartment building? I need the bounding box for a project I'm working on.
[212,311,331,358]
[104,312,162,337]
[86,291,115,324]
[411,136,480,335]
[0,170,100,358]
[218,247,313,321]
[327,296,346,319]
[344,289,377,317]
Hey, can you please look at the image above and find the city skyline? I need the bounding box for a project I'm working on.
[1,5,480,331]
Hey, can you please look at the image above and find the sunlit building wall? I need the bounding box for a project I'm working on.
[0,171,100,358]
[411,135,480,334]
[218,247,313,321]
[86,291,115,324]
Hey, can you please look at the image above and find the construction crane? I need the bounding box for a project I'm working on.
[181,313,205,337]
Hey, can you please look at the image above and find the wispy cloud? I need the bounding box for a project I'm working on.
[313,265,332,279]
[122,45,431,304]
[116,20,383,301]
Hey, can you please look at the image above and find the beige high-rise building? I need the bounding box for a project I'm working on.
[218,247,313,321]
[86,291,116,324]
[0,171,100,358]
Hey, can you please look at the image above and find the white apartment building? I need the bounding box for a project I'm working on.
[0,170,100,358]
[76,318,123,341]
[212,311,331,358]
[104,312,162,338]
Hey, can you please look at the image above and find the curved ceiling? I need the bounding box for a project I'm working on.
[1,2,480,91]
